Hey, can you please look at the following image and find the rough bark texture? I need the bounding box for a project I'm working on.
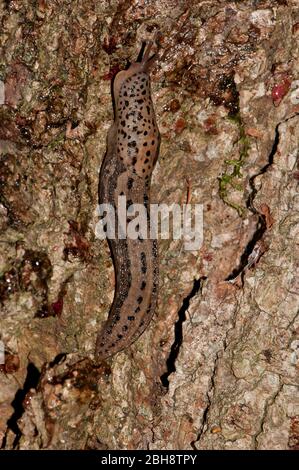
[0,0,298,450]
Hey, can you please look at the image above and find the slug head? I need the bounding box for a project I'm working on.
[113,41,157,107]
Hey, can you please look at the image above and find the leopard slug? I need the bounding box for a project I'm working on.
[96,41,160,360]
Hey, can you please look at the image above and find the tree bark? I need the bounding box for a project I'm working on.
[0,0,298,450]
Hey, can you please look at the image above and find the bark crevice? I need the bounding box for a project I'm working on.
[2,362,40,449]
[160,277,206,389]
[226,120,282,281]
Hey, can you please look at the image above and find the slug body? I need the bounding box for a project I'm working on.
[96,42,160,360]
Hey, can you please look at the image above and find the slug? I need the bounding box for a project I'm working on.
[96,40,160,360]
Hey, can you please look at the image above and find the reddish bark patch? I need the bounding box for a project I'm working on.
[271,78,291,106]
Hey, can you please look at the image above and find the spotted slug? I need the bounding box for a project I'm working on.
[96,41,160,360]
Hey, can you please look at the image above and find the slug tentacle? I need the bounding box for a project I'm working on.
[96,40,160,361]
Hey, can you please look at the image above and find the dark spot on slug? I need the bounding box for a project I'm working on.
[135,306,141,313]
[126,258,131,270]
[128,316,135,321]
[128,140,136,148]
[152,240,158,257]
[140,281,146,290]
[137,296,143,304]
[127,178,133,189]
[141,251,147,273]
